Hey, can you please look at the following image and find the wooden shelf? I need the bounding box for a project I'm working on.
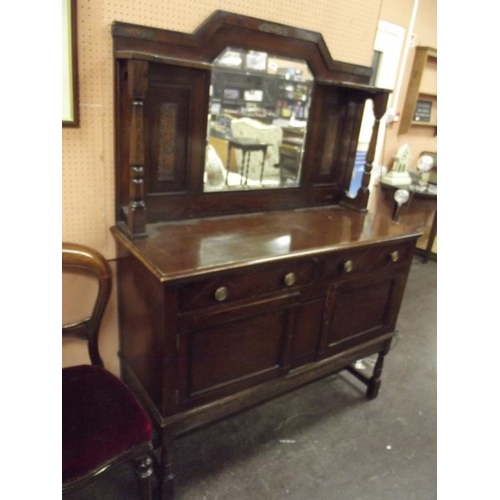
[411,121,437,127]
[417,91,437,98]
[399,46,437,135]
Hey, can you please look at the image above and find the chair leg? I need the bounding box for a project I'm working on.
[160,430,175,500]
[135,454,154,500]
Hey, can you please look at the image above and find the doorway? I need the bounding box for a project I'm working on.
[348,20,406,199]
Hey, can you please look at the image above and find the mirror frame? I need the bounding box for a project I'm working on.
[113,11,390,238]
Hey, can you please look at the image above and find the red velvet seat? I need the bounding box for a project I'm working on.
[62,243,155,498]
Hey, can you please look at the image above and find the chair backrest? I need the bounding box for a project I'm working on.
[62,243,112,367]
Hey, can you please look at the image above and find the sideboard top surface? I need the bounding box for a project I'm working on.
[112,206,420,282]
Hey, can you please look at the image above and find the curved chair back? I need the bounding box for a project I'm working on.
[62,242,112,367]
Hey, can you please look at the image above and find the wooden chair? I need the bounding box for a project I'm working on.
[62,242,154,499]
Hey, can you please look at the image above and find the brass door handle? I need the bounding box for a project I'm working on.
[284,272,296,286]
[390,251,399,262]
[343,260,353,273]
[214,286,228,302]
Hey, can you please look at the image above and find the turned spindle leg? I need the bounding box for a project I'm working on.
[366,348,388,400]
[135,454,154,500]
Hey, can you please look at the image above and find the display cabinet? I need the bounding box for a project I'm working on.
[111,12,421,499]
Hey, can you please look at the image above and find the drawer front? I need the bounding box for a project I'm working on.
[321,241,413,280]
[177,259,316,312]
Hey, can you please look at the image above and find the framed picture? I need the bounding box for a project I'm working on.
[62,0,79,126]
[413,100,432,123]
[223,88,240,100]
[243,90,263,102]
[245,51,268,72]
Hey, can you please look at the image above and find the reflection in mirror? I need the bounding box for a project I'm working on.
[204,48,314,191]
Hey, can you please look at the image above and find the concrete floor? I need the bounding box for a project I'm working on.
[66,257,437,500]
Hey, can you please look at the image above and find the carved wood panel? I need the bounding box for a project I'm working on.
[143,63,210,194]
[145,85,188,192]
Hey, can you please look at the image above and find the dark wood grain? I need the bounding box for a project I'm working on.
[111,12,419,500]
[113,208,418,500]
[126,60,149,236]
[112,11,372,85]
[112,206,419,281]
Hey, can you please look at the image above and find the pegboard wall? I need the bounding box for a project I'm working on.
[62,0,382,259]
[61,0,384,375]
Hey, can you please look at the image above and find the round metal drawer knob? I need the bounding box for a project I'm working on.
[284,272,296,286]
[214,286,228,302]
[343,260,354,273]
[390,251,399,263]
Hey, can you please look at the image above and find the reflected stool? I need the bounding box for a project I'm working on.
[226,138,268,186]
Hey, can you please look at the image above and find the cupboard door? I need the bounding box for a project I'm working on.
[325,272,407,354]
[177,296,296,407]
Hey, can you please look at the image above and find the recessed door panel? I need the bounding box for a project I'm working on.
[177,296,295,407]
[189,311,286,394]
[327,274,403,353]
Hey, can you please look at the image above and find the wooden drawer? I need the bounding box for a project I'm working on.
[177,259,316,312]
[321,241,413,280]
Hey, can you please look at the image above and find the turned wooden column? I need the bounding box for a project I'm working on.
[356,91,390,208]
[366,340,392,400]
[340,90,390,212]
[127,59,149,238]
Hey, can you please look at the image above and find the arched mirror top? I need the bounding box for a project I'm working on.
[112,11,373,85]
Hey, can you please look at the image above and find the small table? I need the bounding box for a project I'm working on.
[379,181,437,263]
[226,138,268,186]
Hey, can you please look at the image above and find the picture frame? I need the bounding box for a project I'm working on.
[413,100,432,123]
[223,88,240,100]
[244,51,268,72]
[243,90,263,102]
[62,0,79,127]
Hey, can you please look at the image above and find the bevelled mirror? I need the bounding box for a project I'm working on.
[204,48,314,191]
